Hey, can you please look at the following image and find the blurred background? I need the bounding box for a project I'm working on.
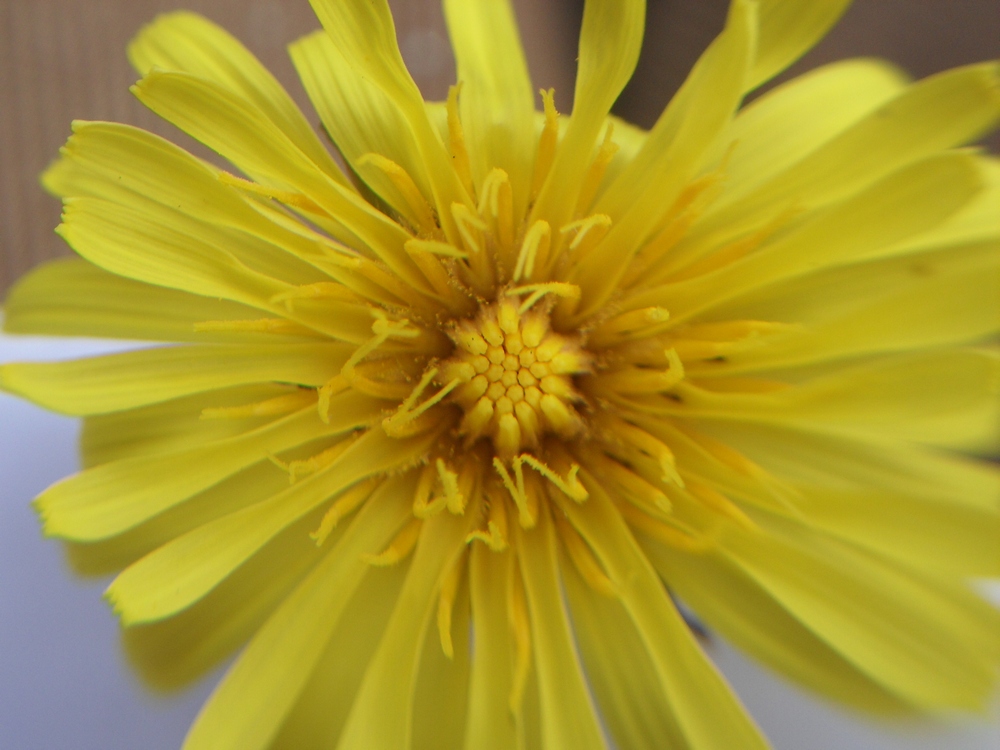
[1,1,999,749]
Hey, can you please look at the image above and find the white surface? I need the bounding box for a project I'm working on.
[1,329,998,749]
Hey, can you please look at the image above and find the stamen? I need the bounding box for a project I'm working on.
[588,306,670,347]
[200,391,315,420]
[447,83,476,198]
[466,493,510,551]
[317,374,348,423]
[478,168,515,259]
[616,500,711,552]
[575,123,619,216]
[382,368,461,437]
[436,459,463,514]
[507,553,532,715]
[492,457,537,528]
[193,318,316,336]
[412,463,449,518]
[362,517,423,566]
[513,220,551,281]
[531,88,559,201]
[554,513,614,597]
[592,348,684,395]
[589,453,671,513]
[404,239,469,259]
[357,153,437,233]
[507,282,581,314]
[271,438,354,484]
[560,213,612,252]
[437,549,467,659]
[517,454,588,502]
[311,478,380,545]
[218,171,325,215]
[596,413,684,487]
[341,317,418,391]
[270,282,360,308]
[685,477,758,532]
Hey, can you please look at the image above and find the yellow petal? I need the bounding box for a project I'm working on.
[645,541,912,714]
[131,70,426,288]
[44,122,370,291]
[562,555,690,748]
[647,152,983,322]
[576,0,756,317]
[463,544,519,750]
[35,395,381,540]
[57,197,374,342]
[127,11,347,186]
[693,238,1000,374]
[288,31,431,225]
[679,63,1000,266]
[514,507,608,750]
[306,0,472,244]
[1,342,348,415]
[720,520,1000,710]
[749,0,852,89]
[563,473,769,748]
[2,259,291,343]
[717,58,909,205]
[269,563,409,748]
[443,0,535,218]
[122,505,330,690]
[529,0,645,234]
[108,427,442,625]
[335,509,476,750]
[181,475,415,750]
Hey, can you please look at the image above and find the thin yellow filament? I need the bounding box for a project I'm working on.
[361,517,423,566]
[311,479,380,545]
[218,171,325,215]
[531,88,559,201]
[357,153,437,233]
[575,123,619,216]
[447,83,475,198]
[200,391,316,420]
[437,549,467,659]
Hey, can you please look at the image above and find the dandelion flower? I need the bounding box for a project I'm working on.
[3,0,1000,748]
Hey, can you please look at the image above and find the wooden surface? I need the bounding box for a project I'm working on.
[1,0,997,296]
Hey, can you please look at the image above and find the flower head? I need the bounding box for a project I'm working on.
[3,0,1000,748]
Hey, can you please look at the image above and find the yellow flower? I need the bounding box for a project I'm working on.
[3,0,1000,748]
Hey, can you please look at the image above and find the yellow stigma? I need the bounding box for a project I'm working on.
[439,294,591,457]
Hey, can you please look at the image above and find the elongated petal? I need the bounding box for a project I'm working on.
[306,0,472,243]
[463,545,519,750]
[561,557,689,749]
[1,343,348,415]
[515,506,608,750]
[697,422,1000,575]
[269,564,409,748]
[692,238,1000,375]
[577,0,755,317]
[2,259,301,344]
[109,428,439,625]
[644,541,912,713]
[335,509,476,750]
[131,70,426,287]
[123,506,330,690]
[749,0,852,89]
[444,0,535,215]
[716,58,909,205]
[640,152,983,321]
[529,0,645,233]
[721,520,1000,709]
[128,11,347,185]
[182,476,414,750]
[289,31,431,220]
[36,395,382,540]
[679,63,1000,266]
[563,474,769,748]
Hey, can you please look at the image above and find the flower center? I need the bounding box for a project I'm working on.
[439,294,591,457]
